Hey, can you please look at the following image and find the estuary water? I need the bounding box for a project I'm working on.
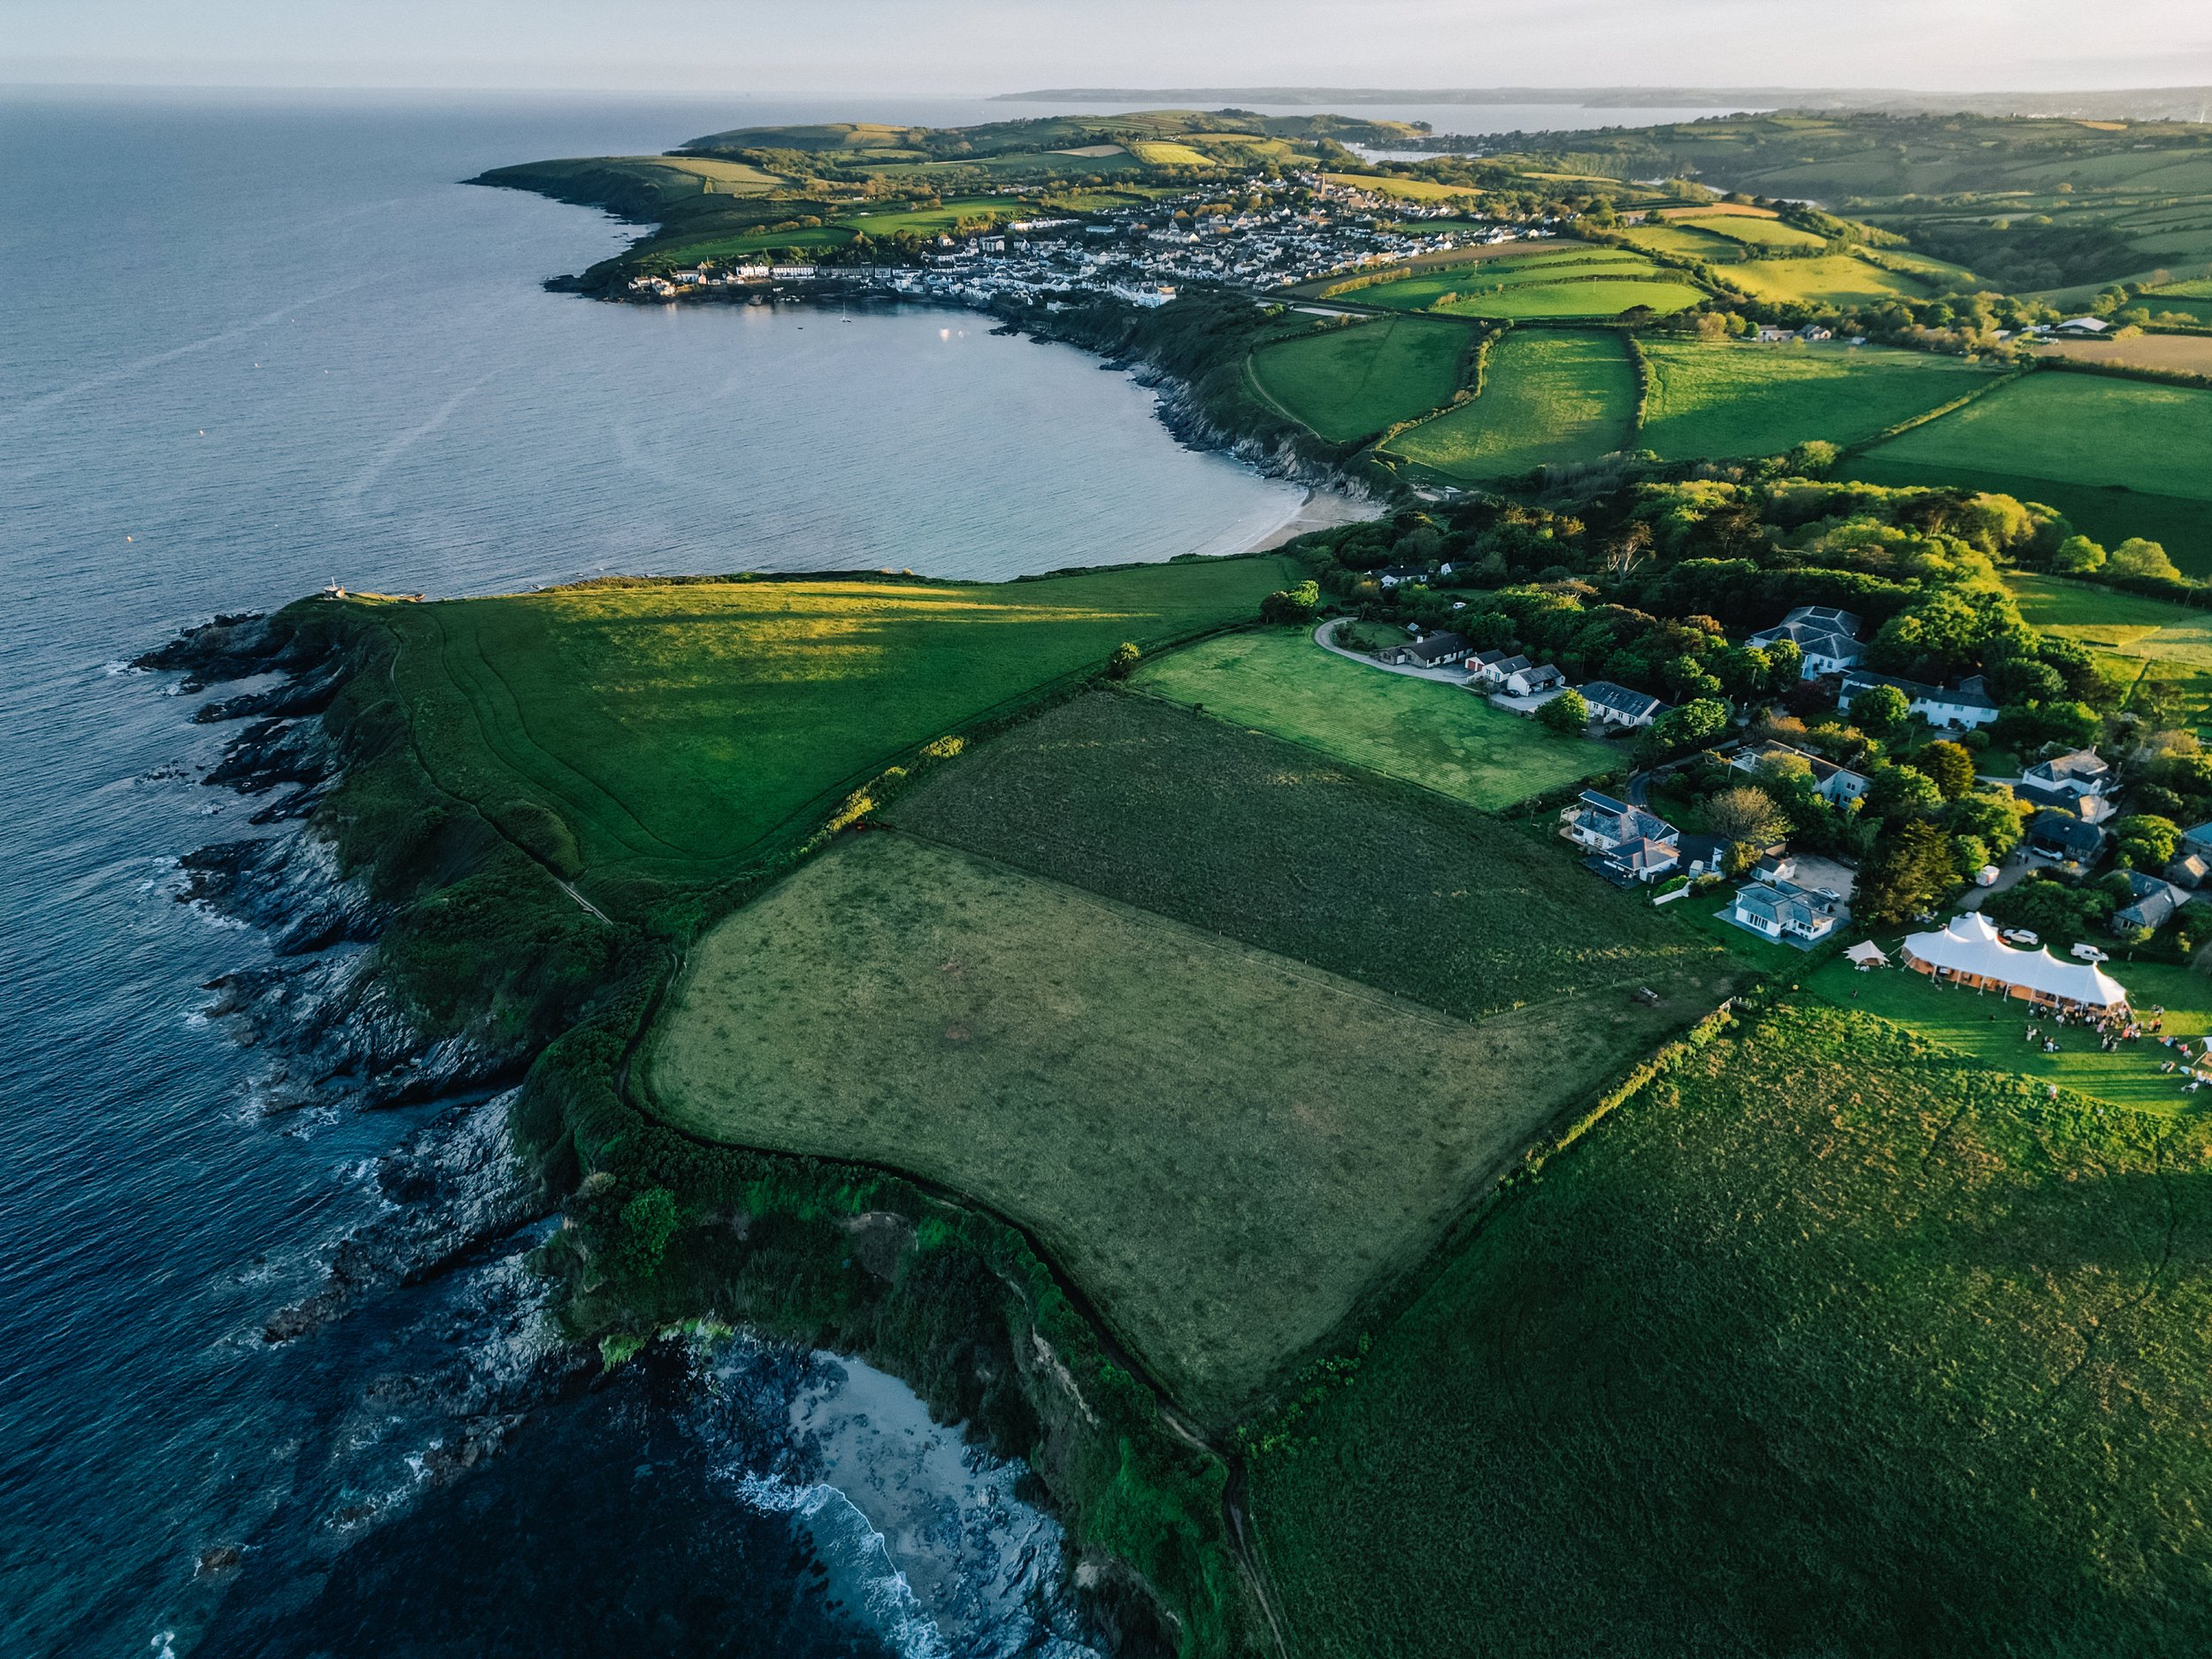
[0,84,1667,1655]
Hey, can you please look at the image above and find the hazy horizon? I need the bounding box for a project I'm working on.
[6,0,2209,96]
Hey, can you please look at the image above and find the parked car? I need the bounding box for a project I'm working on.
[2003,928,2040,946]
[2070,942,2110,963]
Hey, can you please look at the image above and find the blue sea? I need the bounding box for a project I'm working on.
[0,84,1698,1655]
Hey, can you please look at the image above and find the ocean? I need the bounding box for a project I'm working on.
[0,85,1714,1655]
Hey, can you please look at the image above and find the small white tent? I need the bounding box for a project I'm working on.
[1900,913,2128,1011]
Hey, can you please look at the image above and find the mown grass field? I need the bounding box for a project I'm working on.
[1252,999,2212,1657]
[1621,222,1741,262]
[2005,573,2212,730]
[1687,211,1828,251]
[1722,252,1932,306]
[1245,314,1469,442]
[890,691,1722,1022]
[1380,328,1637,481]
[1435,275,1709,319]
[1852,373,2212,574]
[1638,340,1995,459]
[1128,628,1608,808]
[365,558,1297,895]
[641,831,1724,1424]
[1807,955,2212,1111]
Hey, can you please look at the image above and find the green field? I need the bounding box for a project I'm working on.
[1687,211,1828,252]
[890,691,1722,1024]
[1435,276,1709,319]
[1638,340,1996,459]
[1252,999,2212,1656]
[358,558,1296,893]
[2007,573,2212,729]
[1128,628,1609,808]
[1621,222,1741,262]
[1347,250,1648,312]
[1380,328,1637,481]
[1246,314,1469,442]
[1851,372,2212,572]
[1722,252,1932,306]
[641,831,1724,1423]
[1808,955,2212,1111]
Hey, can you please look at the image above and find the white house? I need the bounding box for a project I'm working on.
[1730,739,1869,804]
[1731,877,1844,944]
[1378,631,1471,669]
[1748,605,1865,679]
[1504,662,1566,697]
[2020,747,2111,804]
[1578,680,1665,728]
[1839,668,1999,730]
[1472,652,1532,688]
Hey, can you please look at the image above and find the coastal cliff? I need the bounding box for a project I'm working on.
[147,601,1274,1659]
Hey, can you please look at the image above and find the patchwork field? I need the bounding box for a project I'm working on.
[1686,212,1828,252]
[1380,328,1637,481]
[1127,628,1609,808]
[362,557,1298,894]
[1252,999,2212,1657]
[641,830,1724,1424]
[1852,373,2212,571]
[1246,314,1469,442]
[1621,222,1741,263]
[890,691,1715,1022]
[1638,340,1996,459]
[1721,253,1932,306]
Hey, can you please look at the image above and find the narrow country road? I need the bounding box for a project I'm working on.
[1310,618,1474,685]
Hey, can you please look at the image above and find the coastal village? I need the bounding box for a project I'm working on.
[624,169,1548,308]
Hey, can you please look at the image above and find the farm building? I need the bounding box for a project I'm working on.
[1900,913,2128,1014]
[1731,877,1844,945]
[1730,739,1868,803]
[1579,680,1666,727]
[1377,631,1471,668]
[1839,668,1999,730]
[1749,606,1864,679]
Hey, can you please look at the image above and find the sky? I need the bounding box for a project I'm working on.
[4,0,2209,94]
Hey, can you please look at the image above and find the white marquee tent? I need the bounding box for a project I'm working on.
[1900,913,2129,1011]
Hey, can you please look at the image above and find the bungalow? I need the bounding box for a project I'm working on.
[1579,680,1666,728]
[2026,809,2108,864]
[2020,747,2112,808]
[1503,662,1567,697]
[1377,631,1471,669]
[1754,325,1793,342]
[1798,323,1833,342]
[1839,668,2000,730]
[1730,740,1869,804]
[1471,652,1532,688]
[2114,871,2189,934]
[1748,605,1864,679]
[1374,565,1432,588]
[1731,877,1844,944]
[1593,836,1682,885]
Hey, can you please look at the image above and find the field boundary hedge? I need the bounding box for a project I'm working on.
[1837,365,2029,458]
[1623,328,1652,432]
[2036,352,2212,394]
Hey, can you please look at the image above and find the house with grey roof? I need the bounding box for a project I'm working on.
[1503,661,1566,697]
[1730,740,1868,804]
[2020,747,2114,818]
[2026,809,2108,865]
[1730,877,1845,945]
[2115,872,2189,935]
[1561,790,1683,884]
[1579,680,1666,728]
[1377,631,1471,669]
[1839,668,2000,730]
[1749,605,1865,680]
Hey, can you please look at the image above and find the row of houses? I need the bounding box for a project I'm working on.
[1375,633,1671,727]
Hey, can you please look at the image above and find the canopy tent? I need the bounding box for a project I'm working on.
[1845,941,1889,968]
[1900,913,2129,1011]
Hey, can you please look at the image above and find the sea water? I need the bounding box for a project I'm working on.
[0,85,1659,1655]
